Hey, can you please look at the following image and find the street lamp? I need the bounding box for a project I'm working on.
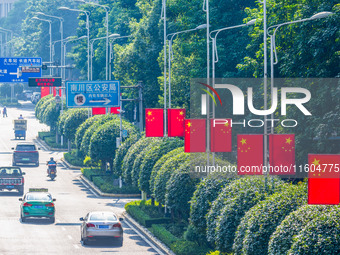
[36,12,64,79]
[90,33,120,81]
[167,24,207,108]
[209,19,256,165]
[32,17,53,76]
[267,11,333,134]
[58,7,90,80]
[109,35,131,80]
[0,27,13,56]
[76,0,110,80]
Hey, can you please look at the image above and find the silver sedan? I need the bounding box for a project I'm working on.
[80,211,124,246]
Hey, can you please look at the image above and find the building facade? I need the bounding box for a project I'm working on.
[0,0,16,18]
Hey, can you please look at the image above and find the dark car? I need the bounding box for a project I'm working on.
[12,143,40,167]
[0,167,25,195]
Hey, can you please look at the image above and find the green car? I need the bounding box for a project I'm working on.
[19,188,56,223]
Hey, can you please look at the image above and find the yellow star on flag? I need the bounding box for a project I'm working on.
[187,122,192,128]
[224,122,229,127]
[285,137,292,144]
[240,138,247,145]
[312,158,320,166]
[179,111,184,116]
[147,111,152,116]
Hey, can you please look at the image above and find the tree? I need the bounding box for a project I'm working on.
[63,108,88,141]
[75,115,101,155]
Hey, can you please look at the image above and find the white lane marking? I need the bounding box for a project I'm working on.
[59,160,67,168]
[62,227,66,231]
[78,178,99,198]
[67,235,73,240]
[73,245,80,249]
[124,219,165,255]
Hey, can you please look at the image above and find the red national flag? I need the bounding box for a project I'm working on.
[237,134,263,175]
[168,109,186,137]
[269,134,295,175]
[184,119,206,153]
[40,87,50,98]
[53,87,61,97]
[110,107,120,114]
[145,108,164,137]
[211,119,232,152]
[92,107,106,115]
[308,154,340,205]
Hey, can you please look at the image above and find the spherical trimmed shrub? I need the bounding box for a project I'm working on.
[189,170,233,235]
[75,115,100,152]
[122,137,158,185]
[41,100,60,130]
[57,109,69,136]
[35,94,53,120]
[165,161,199,219]
[131,138,161,186]
[113,134,140,177]
[139,137,184,194]
[206,177,284,248]
[154,152,189,205]
[288,206,340,254]
[233,182,307,255]
[268,204,330,255]
[149,147,184,197]
[63,108,89,141]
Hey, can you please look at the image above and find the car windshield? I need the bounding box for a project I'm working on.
[0,168,22,176]
[16,145,36,151]
[26,193,51,201]
[89,213,117,221]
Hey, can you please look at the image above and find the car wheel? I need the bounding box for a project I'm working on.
[35,163,39,167]
[83,238,89,245]
[18,187,24,196]
[12,162,17,166]
[50,217,55,223]
[117,237,123,246]
[21,215,26,222]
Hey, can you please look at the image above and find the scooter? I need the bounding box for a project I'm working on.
[47,163,57,181]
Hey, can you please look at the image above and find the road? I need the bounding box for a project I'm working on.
[0,102,158,255]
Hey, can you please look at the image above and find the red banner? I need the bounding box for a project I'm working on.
[210,119,232,152]
[184,119,206,153]
[110,107,120,114]
[168,109,185,137]
[237,134,263,175]
[92,107,106,115]
[269,134,295,175]
[308,154,340,205]
[145,108,164,137]
[40,87,50,98]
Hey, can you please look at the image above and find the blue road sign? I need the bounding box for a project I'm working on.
[0,57,42,83]
[66,81,120,108]
[122,130,128,138]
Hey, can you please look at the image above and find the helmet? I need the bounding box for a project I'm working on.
[50,157,54,161]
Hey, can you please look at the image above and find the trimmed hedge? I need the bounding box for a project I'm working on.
[149,147,183,197]
[75,115,100,153]
[154,152,189,205]
[233,182,307,255]
[189,171,233,235]
[288,206,340,254]
[139,137,184,194]
[215,177,285,252]
[35,94,53,119]
[170,240,211,255]
[150,224,180,248]
[63,108,89,141]
[122,137,156,185]
[268,204,330,255]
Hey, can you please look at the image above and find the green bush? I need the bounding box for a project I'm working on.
[75,115,100,153]
[63,108,89,141]
[149,147,183,198]
[288,206,340,255]
[125,203,151,226]
[36,96,54,121]
[89,118,136,170]
[41,100,65,130]
[233,182,307,255]
[139,137,184,194]
[113,134,140,176]
[170,240,210,255]
[214,177,285,252]
[131,138,161,186]
[80,114,117,157]
[57,109,69,136]
[184,224,207,246]
[165,161,199,219]
[150,224,180,248]
[154,152,189,205]
[268,205,330,255]
[189,171,233,235]
[64,150,84,167]
[35,94,53,119]
[122,137,157,185]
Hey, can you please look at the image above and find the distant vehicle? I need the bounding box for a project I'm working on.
[80,211,124,246]
[31,92,41,104]
[17,90,33,101]
[0,167,25,195]
[12,142,40,167]
[19,188,56,223]
[13,119,27,140]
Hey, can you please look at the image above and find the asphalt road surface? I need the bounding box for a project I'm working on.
[0,101,158,255]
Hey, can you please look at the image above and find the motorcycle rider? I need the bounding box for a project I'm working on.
[46,157,57,176]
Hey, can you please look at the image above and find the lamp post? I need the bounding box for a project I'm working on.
[161,0,167,137]
[90,33,119,81]
[36,12,64,79]
[59,7,90,80]
[32,17,52,76]
[76,0,110,80]
[109,35,131,80]
[267,11,333,134]
[0,27,13,56]
[167,24,207,108]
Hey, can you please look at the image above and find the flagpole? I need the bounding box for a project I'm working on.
[204,0,210,169]
[162,0,167,138]
[263,0,268,190]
